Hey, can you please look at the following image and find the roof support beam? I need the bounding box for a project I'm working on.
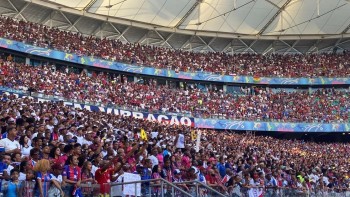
[0,7,16,13]
[8,0,29,22]
[108,22,129,42]
[0,11,16,16]
[281,40,302,54]
[154,31,174,48]
[39,11,55,27]
[341,23,350,34]
[83,0,98,12]
[67,16,83,31]
[221,41,233,53]
[92,25,103,38]
[137,31,151,44]
[116,26,131,42]
[262,43,274,55]
[257,0,293,35]
[180,36,195,49]
[174,0,201,28]
[306,40,322,53]
[59,11,76,28]
[197,36,216,52]
[241,39,258,53]
[108,22,122,34]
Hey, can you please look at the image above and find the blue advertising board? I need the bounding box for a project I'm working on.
[194,118,350,132]
[0,38,349,85]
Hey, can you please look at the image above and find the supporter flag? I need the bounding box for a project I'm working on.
[253,75,261,83]
[195,130,201,153]
[221,174,231,185]
[191,130,197,141]
[140,129,148,141]
[248,188,263,197]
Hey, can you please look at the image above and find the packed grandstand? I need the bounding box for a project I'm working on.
[0,16,350,78]
[0,0,349,197]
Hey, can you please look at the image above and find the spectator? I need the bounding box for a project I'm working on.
[48,162,65,197]
[94,160,114,196]
[62,155,81,196]
[19,135,32,158]
[33,159,51,197]
[81,161,95,197]
[2,168,23,197]
[0,127,20,154]
[22,169,35,197]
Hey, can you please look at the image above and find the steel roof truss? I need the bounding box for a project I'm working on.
[67,16,82,32]
[197,36,215,52]
[281,40,302,54]
[154,31,174,48]
[116,26,131,42]
[258,0,293,35]
[240,39,257,53]
[7,0,28,22]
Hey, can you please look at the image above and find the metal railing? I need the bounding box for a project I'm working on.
[74,183,350,197]
[3,179,350,197]
[109,178,193,197]
[177,180,227,197]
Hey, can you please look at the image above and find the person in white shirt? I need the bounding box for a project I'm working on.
[175,131,185,150]
[111,169,125,196]
[0,127,20,154]
[19,135,32,158]
[148,148,159,168]
[49,162,65,197]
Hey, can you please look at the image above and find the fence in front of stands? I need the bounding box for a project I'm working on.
[2,179,350,197]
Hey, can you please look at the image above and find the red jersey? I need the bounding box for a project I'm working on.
[95,168,114,194]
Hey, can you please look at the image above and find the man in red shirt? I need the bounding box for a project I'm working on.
[95,160,114,196]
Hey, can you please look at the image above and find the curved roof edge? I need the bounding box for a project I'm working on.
[32,0,350,40]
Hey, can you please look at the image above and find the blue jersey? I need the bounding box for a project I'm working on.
[0,162,8,192]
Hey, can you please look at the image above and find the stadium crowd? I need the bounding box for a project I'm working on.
[0,95,349,197]
[0,16,350,78]
[0,59,349,123]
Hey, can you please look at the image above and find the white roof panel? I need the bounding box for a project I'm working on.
[48,0,90,10]
[264,0,350,35]
[34,0,350,37]
[90,0,196,27]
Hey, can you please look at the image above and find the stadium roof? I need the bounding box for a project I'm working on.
[1,0,350,53]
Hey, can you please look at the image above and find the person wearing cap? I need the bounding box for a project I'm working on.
[205,169,227,193]
[49,162,65,197]
[173,169,189,193]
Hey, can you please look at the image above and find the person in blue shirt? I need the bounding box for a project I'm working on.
[2,168,23,197]
[217,156,226,178]
[0,153,11,193]
[138,159,152,196]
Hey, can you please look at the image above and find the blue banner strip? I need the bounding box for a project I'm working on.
[194,118,350,132]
